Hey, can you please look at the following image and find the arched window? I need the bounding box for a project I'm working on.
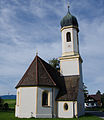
[66,32,71,42]
[42,91,48,106]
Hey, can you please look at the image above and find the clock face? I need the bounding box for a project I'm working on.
[65,43,72,52]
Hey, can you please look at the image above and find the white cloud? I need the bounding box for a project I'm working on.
[78,13,104,94]
[0,0,104,95]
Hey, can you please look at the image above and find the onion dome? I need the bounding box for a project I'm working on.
[60,6,78,28]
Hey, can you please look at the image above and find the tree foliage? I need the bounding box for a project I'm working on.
[48,58,60,71]
[101,93,104,108]
[96,90,101,95]
[96,90,104,108]
[0,97,4,109]
[4,103,9,111]
[83,83,88,102]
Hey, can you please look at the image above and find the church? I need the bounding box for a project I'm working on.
[15,4,85,118]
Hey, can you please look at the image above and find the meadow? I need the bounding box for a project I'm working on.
[0,111,103,120]
[4,99,16,109]
[0,99,103,120]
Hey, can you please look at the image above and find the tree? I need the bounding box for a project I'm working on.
[4,103,9,111]
[101,93,104,108]
[96,90,104,108]
[48,58,60,71]
[0,97,4,110]
[96,90,101,95]
[83,83,88,102]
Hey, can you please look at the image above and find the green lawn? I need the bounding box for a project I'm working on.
[0,99,103,120]
[4,99,16,109]
[0,111,103,120]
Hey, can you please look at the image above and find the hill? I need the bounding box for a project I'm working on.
[0,95,16,99]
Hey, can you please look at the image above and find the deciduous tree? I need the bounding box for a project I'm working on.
[96,90,101,95]
[83,83,88,102]
[49,58,60,71]
[101,93,104,108]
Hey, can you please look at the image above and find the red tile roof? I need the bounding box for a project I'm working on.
[88,94,101,101]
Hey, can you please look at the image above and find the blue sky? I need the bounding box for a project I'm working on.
[0,0,104,95]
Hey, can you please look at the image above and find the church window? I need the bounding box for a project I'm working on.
[42,91,49,106]
[66,32,71,42]
[64,103,68,110]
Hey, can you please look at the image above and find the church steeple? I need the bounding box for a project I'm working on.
[60,3,78,30]
[59,3,82,76]
[60,4,79,57]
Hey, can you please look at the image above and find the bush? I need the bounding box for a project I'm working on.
[3,103,9,111]
[0,97,4,110]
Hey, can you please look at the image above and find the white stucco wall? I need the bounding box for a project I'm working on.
[73,29,78,53]
[15,87,37,118]
[36,87,59,118]
[36,87,52,118]
[61,27,78,56]
[57,101,74,118]
[79,62,84,88]
[60,58,79,76]
[15,86,59,118]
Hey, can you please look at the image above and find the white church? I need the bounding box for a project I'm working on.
[15,4,85,118]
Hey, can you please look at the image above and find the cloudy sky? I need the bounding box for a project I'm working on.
[0,0,104,95]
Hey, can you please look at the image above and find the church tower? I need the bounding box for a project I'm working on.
[59,5,82,77]
[58,4,85,117]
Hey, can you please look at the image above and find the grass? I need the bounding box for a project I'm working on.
[0,99,103,120]
[0,111,103,120]
[4,99,16,109]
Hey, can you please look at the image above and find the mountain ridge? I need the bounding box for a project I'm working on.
[0,95,16,99]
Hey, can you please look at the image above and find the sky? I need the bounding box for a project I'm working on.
[0,0,104,95]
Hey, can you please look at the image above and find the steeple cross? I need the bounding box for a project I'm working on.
[67,0,70,12]
[36,49,38,56]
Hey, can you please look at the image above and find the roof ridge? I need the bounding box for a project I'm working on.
[36,55,38,85]
[38,56,56,86]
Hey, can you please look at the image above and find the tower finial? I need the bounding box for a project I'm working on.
[67,0,70,13]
